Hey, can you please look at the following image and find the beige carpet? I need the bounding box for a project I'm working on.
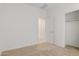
[2,42,79,56]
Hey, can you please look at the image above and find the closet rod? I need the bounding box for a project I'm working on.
[66,20,79,22]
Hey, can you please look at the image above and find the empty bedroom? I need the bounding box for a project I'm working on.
[0,3,79,56]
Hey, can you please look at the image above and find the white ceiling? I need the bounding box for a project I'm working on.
[24,3,59,9]
[25,3,47,8]
[46,3,60,8]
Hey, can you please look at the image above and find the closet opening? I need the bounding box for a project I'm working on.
[65,10,79,49]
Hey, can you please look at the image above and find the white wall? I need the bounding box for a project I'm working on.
[46,9,54,43]
[0,4,46,51]
[47,3,79,47]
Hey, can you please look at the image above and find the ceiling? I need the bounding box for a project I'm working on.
[24,3,59,9]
